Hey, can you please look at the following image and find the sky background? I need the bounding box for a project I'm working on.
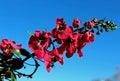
[0,0,120,81]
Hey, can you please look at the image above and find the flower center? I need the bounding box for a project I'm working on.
[39,36,46,45]
[66,38,74,45]
[58,24,66,31]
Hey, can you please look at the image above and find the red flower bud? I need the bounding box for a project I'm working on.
[56,18,64,25]
[72,18,81,28]
[87,21,94,29]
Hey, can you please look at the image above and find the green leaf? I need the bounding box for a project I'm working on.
[26,30,33,36]
[20,48,30,56]
[11,71,16,81]
[11,49,22,56]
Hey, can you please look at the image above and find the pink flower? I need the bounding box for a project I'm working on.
[52,26,73,43]
[57,26,73,40]
[72,18,81,28]
[82,31,94,43]
[28,30,52,59]
[58,33,79,58]
[0,39,22,58]
[77,32,94,57]
[51,49,64,65]
[87,21,94,29]
[44,49,64,72]
[52,18,73,41]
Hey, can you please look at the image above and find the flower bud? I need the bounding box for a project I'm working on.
[72,18,81,28]
[87,21,94,29]
[92,18,98,23]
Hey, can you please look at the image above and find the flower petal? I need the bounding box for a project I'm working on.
[46,66,51,72]
[78,49,83,57]
[34,50,44,59]
[12,44,22,50]
[35,30,40,37]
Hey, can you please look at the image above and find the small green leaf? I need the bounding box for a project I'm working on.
[20,48,30,56]
[11,49,22,56]
[11,71,16,81]
[26,30,33,36]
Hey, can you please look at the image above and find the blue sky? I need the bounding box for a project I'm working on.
[0,0,120,81]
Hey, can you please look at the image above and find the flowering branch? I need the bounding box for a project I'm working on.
[0,18,117,81]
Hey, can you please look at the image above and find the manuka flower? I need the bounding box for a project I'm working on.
[0,39,22,58]
[28,30,52,59]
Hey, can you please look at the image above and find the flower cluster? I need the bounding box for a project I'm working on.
[0,18,117,81]
[28,18,95,72]
[28,18,117,72]
[0,39,22,58]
